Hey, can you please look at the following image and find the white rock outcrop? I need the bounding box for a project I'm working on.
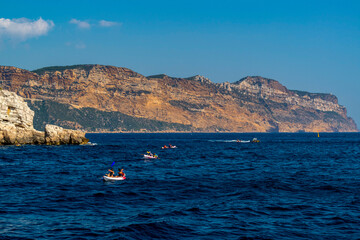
[45,124,88,145]
[0,89,34,128]
[0,89,88,145]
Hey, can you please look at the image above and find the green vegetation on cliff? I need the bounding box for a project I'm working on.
[32,65,95,75]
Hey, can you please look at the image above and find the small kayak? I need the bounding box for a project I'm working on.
[103,175,126,181]
[144,154,158,159]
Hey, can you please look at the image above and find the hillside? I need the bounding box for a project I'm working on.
[0,64,357,132]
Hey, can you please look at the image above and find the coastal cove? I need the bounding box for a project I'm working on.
[1,132,360,239]
[2,2,360,239]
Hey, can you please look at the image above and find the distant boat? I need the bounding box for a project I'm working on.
[162,145,177,149]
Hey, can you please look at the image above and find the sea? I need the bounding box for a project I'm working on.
[1,133,360,239]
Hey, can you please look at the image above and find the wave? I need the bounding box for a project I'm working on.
[109,221,194,239]
[0,236,33,240]
[83,142,97,146]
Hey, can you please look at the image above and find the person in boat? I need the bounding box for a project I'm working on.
[163,145,168,149]
[117,168,125,178]
[237,139,240,142]
[107,168,114,177]
[169,144,173,148]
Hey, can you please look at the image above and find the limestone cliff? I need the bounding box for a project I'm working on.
[0,65,357,132]
[0,89,44,144]
[0,88,88,145]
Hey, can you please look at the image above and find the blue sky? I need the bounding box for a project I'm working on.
[1,0,359,126]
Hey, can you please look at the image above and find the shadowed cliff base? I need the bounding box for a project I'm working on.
[27,100,193,132]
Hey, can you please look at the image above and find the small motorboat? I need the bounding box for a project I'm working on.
[144,154,158,159]
[162,145,177,149]
[103,174,126,181]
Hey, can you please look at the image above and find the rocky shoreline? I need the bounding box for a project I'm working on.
[0,89,88,145]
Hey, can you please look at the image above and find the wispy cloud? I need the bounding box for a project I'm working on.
[0,17,54,41]
[69,19,121,29]
[69,19,91,29]
[75,42,86,49]
[65,41,86,49]
[99,20,121,27]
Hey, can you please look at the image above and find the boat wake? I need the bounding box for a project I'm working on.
[208,140,250,143]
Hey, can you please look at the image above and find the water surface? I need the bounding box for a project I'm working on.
[1,133,360,239]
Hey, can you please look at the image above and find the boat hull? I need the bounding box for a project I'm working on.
[144,154,158,159]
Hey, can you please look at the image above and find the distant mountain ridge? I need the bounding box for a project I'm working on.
[0,64,357,132]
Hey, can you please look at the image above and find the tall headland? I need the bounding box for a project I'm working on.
[0,64,357,133]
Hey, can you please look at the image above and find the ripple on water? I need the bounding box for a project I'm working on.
[109,221,195,239]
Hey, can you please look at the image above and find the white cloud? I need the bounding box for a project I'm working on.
[0,17,54,41]
[69,19,91,29]
[99,20,121,27]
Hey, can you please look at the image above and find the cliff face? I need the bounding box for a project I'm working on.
[0,65,357,132]
[0,89,44,144]
[230,77,345,115]
[0,88,88,145]
[0,89,34,128]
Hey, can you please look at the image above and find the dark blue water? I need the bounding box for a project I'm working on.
[1,133,360,239]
